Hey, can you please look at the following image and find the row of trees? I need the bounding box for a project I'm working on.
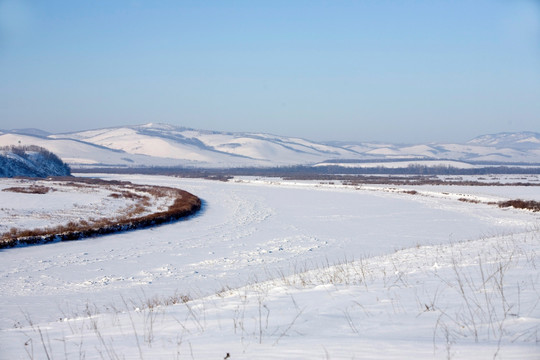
[75,163,540,177]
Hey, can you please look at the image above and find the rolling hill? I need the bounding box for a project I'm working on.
[1,124,539,169]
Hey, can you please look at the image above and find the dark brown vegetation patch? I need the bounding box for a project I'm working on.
[498,199,540,212]
[3,185,53,194]
[458,198,481,204]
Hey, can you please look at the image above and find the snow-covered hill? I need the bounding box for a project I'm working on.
[1,124,539,168]
[0,145,71,177]
[1,124,363,168]
[468,131,540,150]
[51,123,362,167]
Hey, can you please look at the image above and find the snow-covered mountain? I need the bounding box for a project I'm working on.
[53,123,361,165]
[467,132,540,150]
[1,123,364,168]
[0,145,71,177]
[330,132,540,164]
[1,124,539,168]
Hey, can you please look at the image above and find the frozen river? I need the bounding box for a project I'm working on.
[1,175,538,330]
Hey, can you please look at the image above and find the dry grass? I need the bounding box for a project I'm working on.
[404,191,538,212]
[2,185,53,194]
[498,199,540,212]
[458,197,481,204]
[0,178,201,248]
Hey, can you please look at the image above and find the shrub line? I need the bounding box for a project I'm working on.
[1,180,201,249]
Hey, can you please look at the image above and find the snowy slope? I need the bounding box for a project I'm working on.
[2,125,540,168]
[53,123,361,166]
[339,142,539,163]
[0,132,233,168]
[0,175,539,358]
[468,131,540,150]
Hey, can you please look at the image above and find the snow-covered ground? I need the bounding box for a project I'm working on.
[0,178,176,236]
[435,174,540,185]
[0,174,539,359]
[314,160,480,169]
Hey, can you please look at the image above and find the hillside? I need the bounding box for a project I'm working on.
[1,124,540,169]
[0,145,71,177]
[50,123,361,167]
[467,131,540,150]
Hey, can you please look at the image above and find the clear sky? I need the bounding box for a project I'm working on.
[1,0,539,143]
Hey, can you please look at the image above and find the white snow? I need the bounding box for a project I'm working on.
[4,126,540,167]
[315,160,478,169]
[0,174,539,359]
[0,133,173,168]
[365,147,402,156]
[519,137,540,144]
[0,178,177,236]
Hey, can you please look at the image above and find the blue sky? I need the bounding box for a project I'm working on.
[1,0,539,143]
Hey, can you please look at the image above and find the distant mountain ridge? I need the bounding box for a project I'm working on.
[467,132,540,150]
[0,145,71,177]
[0,124,539,169]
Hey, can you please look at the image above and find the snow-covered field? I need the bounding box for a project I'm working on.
[0,174,539,359]
[0,178,179,242]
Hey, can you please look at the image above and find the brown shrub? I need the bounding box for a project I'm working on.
[2,185,52,194]
[458,198,481,204]
[498,199,540,212]
[0,178,202,248]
